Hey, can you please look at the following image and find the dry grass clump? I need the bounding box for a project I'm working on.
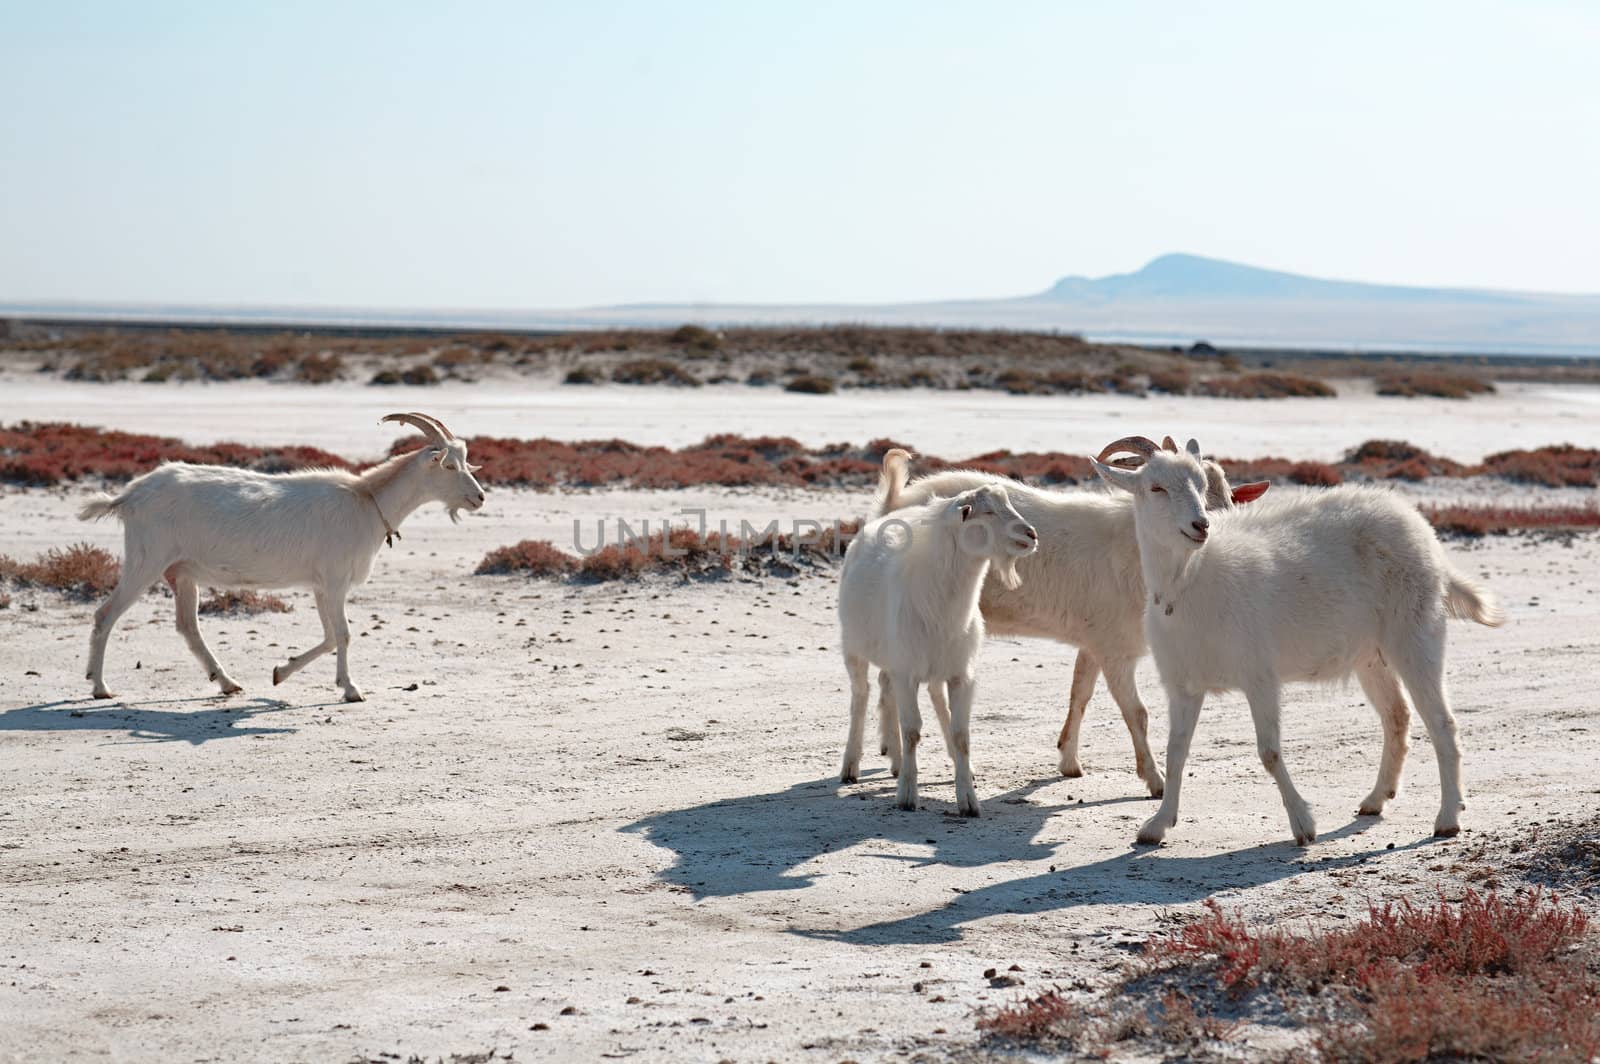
[563,364,603,384]
[369,365,440,386]
[1155,892,1597,1063]
[784,374,836,394]
[1216,456,1344,487]
[0,543,120,598]
[1147,365,1191,394]
[977,985,1237,1056]
[473,539,578,577]
[1376,370,1495,399]
[1198,373,1336,399]
[1423,504,1600,537]
[668,324,721,353]
[478,521,862,584]
[611,358,700,387]
[197,590,291,615]
[0,422,353,486]
[1479,444,1600,488]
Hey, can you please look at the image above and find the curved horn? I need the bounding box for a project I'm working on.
[380,412,451,445]
[1161,435,1178,453]
[1095,436,1160,464]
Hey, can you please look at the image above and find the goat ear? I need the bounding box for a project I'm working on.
[428,448,445,464]
[959,504,973,522]
[1185,438,1202,456]
[1161,436,1178,453]
[1090,458,1138,494]
[1231,480,1271,504]
[467,463,482,473]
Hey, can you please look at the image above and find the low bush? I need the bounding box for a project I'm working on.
[784,375,835,394]
[1198,373,1336,399]
[668,324,721,353]
[563,364,603,385]
[1479,444,1600,488]
[0,543,120,598]
[197,590,291,615]
[1376,370,1495,399]
[612,358,700,387]
[474,539,578,577]
[1147,366,1191,394]
[1424,504,1600,537]
[293,354,343,383]
[1155,892,1597,1064]
[0,422,353,486]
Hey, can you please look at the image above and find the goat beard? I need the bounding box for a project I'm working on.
[992,555,1023,591]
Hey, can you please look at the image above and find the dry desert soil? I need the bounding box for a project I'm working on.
[2,381,1598,1062]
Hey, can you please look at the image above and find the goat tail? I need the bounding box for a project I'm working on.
[876,448,914,515]
[77,493,126,522]
[1444,570,1504,627]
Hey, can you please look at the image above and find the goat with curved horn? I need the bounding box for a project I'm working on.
[380,412,455,443]
[1095,436,1161,464]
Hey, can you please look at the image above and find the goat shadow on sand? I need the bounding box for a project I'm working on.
[621,772,1442,946]
[0,695,322,745]
[620,769,1144,900]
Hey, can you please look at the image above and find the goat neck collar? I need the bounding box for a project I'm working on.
[359,488,402,548]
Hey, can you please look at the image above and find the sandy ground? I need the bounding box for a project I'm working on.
[2,387,1598,1062]
[8,372,1600,462]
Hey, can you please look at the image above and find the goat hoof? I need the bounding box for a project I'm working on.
[840,770,858,785]
[272,666,285,686]
[1134,830,1164,846]
[219,681,243,696]
[1294,831,1316,846]
[1357,803,1383,817]
[959,804,982,818]
[1059,763,1084,779]
[92,688,114,700]
[895,799,917,812]
[343,689,365,703]
[1433,823,1461,839]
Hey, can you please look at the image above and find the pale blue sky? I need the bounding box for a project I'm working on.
[3,2,1598,308]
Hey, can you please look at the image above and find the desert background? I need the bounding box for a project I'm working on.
[5,3,1600,1062]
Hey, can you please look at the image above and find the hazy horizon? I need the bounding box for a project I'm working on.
[5,3,1599,309]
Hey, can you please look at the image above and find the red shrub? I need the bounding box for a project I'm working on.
[0,422,353,486]
[1478,445,1600,488]
[0,543,120,598]
[198,590,291,615]
[474,539,577,577]
[1423,504,1600,537]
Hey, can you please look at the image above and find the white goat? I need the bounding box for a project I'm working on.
[1089,436,1503,845]
[876,445,1268,795]
[839,484,1037,816]
[78,412,486,703]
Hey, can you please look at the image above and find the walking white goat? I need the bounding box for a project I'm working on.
[78,412,486,703]
[875,446,1268,794]
[1089,436,1503,845]
[839,484,1037,816]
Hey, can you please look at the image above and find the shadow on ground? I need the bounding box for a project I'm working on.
[620,769,1156,900]
[622,772,1442,945]
[0,696,315,744]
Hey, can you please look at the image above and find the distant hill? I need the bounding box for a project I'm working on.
[1035,253,1517,306]
[6,254,1599,356]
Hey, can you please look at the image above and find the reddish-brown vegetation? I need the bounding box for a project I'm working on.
[0,422,352,487]
[1376,370,1496,399]
[477,521,862,583]
[4,425,1597,511]
[1155,892,1597,1063]
[0,543,120,598]
[1480,444,1600,488]
[1197,373,1337,399]
[196,590,292,615]
[1422,504,1600,537]
[474,539,578,577]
